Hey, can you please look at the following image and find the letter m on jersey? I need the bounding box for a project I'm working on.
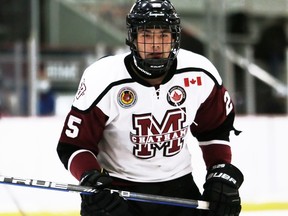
[130,109,188,159]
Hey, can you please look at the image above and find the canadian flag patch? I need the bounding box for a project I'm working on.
[184,76,202,87]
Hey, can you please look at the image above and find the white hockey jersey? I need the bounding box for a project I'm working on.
[57,49,236,183]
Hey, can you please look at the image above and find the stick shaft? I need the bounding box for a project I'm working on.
[0,175,209,210]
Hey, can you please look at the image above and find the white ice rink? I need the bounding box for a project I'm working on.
[243,211,288,216]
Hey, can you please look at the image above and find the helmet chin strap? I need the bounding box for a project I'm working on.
[133,55,168,79]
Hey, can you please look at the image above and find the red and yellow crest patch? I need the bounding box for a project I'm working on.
[117,87,137,108]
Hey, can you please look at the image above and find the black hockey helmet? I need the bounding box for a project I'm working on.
[126,0,181,78]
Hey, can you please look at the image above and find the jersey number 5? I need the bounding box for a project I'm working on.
[224,91,233,116]
[65,115,82,138]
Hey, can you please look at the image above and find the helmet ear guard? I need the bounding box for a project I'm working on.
[126,0,181,78]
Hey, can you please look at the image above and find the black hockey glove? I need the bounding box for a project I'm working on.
[202,164,244,216]
[80,169,130,216]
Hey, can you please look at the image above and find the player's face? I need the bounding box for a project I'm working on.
[136,28,173,60]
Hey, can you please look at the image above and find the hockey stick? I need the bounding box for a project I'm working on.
[0,175,209,210]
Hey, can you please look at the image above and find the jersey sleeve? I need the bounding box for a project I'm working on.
[190,85,237,168]
[57,106,108,180]
[56,59,111,180]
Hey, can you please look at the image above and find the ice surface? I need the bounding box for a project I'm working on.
[242,211,288,216]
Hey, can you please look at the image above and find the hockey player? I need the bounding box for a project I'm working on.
[56,0,244,215]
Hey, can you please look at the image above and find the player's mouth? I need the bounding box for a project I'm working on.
[147,53,163,58]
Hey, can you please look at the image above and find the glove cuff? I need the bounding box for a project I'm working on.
[205,163,244,189]
[80,170,100,185]
[80,169,112,189]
